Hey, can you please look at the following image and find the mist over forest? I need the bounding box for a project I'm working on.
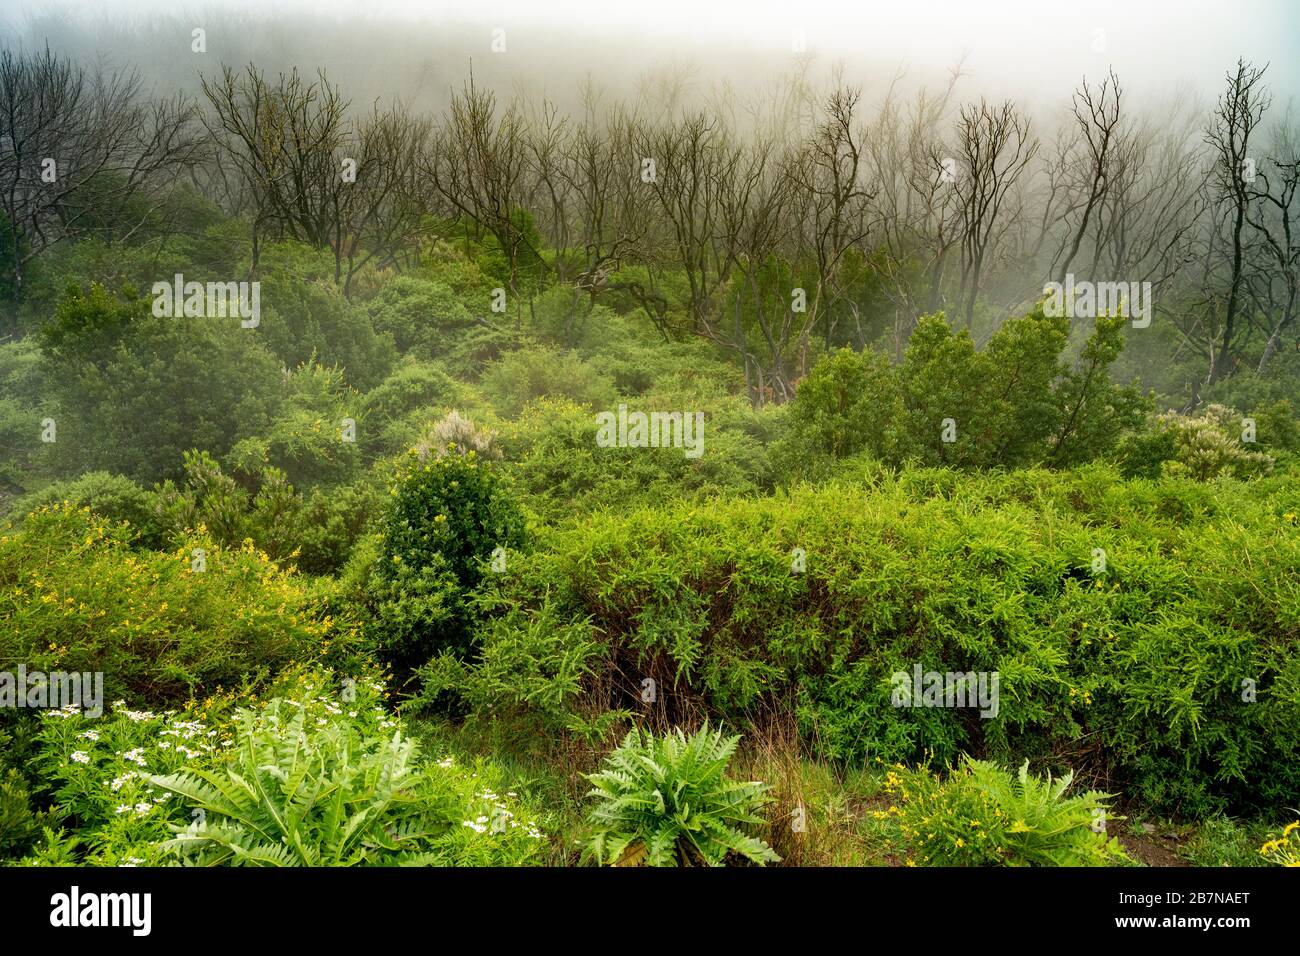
[0,1,1298,890]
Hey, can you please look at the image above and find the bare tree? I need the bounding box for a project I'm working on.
[0,46,199,326]
[788,86,874,356]
[1053,69,1124,283]
[423,78,541,324]
[1203,58,1271,384]
[200,64,350,273]
[334,105,431,294]
[1244,115,1299,371]
[953,98,1038,331]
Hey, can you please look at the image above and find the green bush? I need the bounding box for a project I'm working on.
[369,451,525,673]
[497,396,769,523]
[37,284,284,485]
[457,466,1300,818]
[358,359,460,456]
[582,724,779,867]
[481,346,618,419]
[380,451,525,595]
[776,310,1145,480]
[226,362,365,489]
[12,472,163,548]
[366,277,475,357]
[25,691,244,865]
[255,272,395,391]
[0,504,345,708]
[886,758,1131,866]
[0,769,43,856]
[1153,404,1275,480]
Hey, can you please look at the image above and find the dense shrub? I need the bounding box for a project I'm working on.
[357,359,460,456]
[497,396,769,522]
[481,345,618,418]
[366,277,475,357]
[37,284,283,485]
[0,769,45,856]
[368,451,525,673]
[11,471,163,547]
[255,273,396,391]
[777,311,1146,480]
[455,466,1300,818]
[227,362,365,489]
[0,504,347,708]
[1133,404,1276,480]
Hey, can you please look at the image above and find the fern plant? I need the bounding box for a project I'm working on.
[581,724,779,867]
[148,699,458,866]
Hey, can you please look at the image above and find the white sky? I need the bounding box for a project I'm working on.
[4,0,1297,103]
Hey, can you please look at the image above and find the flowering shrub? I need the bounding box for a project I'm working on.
[146,670,545,866]
[1260,821,1300,866]
[885,758,1131,867]
[1146,404,1275,481]
[27,695,241,865]
[0,504,348,707]
[14,667,547,866]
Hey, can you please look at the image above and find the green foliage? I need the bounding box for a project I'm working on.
[8,137,1299,868]
[381,450,525,593]
[779,309,1146,480]
[144,670,544,866]
[294,477,388,575]
[38,281,140,363]
[1047,315,1150,466]
[227,362,365,489]
[154,450,305,564]
[886,758,1131,866]
[462,467,1300,818]
[414,598,602,731]
[21,668,546,867]
[26,693,243,865]
[369,451,525,673]
[1179,816,1270,867]
[13,471,163,548]
[358,358,459,455]
[37,284,283,485]
[582,724,779,867]
[0,504,343,707]
[481,345,618,418]
[149,701,454,865]
[366,276,475,357]
[0,754,49,857]
[776,345,903,467]
[256,271,395,390]
[497,396,770,523]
